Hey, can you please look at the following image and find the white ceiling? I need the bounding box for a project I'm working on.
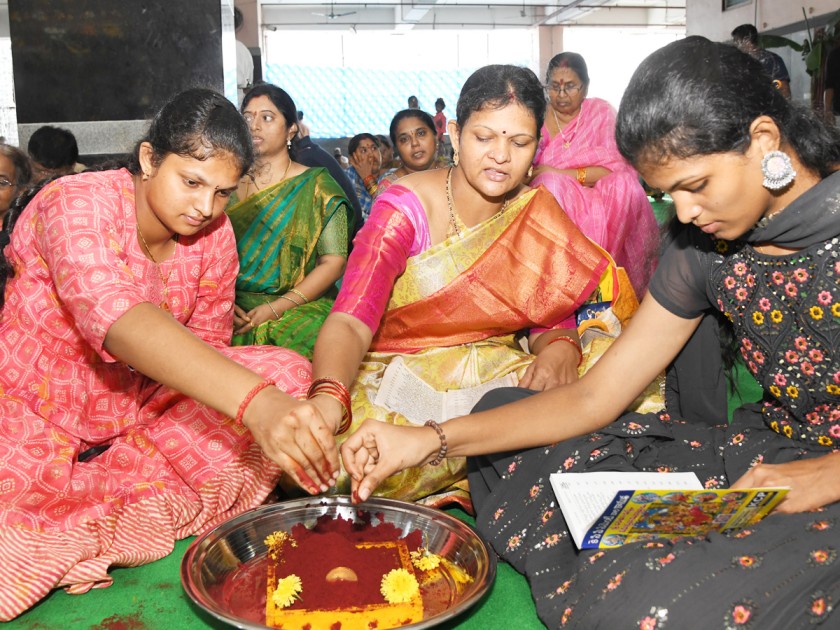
[260,0,687,31]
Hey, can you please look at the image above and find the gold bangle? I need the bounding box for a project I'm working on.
[289,287,309,304]
[265,300,280,320]
[576,167,587,185]
[277,295,301,308]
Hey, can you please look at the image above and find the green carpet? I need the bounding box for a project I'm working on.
[7,507,543,630]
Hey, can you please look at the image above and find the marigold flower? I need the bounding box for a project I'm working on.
[381,569,419,603]
[810,306,824,320]
[271,574,303,609]
[410,549,441,571]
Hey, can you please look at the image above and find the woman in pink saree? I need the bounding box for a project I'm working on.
[531,52,659,295]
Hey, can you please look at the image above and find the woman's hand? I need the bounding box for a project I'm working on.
[243,390,341,494]
[341,420,441,503]
[520,332,581,391]
[233,302,286,335]
[350,150,378,180]
[730,453,840,514]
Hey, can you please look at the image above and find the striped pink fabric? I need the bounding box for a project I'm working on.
[0,170,311,620]
[532,97,659,296]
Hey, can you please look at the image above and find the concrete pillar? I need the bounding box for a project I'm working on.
[537,25,565,78]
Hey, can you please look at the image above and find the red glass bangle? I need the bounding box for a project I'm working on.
[424,419,448,466]
[308,377,352,434]
[235,378,276,425]
[546,335,583,367]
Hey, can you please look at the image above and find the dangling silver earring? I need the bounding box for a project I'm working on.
[287,139,292,150]
[761,150,796,190]
[527,165,534,179]
[453,150,459,167]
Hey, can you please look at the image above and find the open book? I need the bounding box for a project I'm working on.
[550,471,788,549]
[373,356,518,424]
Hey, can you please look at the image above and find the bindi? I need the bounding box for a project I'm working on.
[502,130,507,135]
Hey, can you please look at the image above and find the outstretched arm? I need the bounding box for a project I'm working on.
[343,295,702,501]
[105,303,339,493]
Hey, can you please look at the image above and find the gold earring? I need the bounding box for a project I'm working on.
[527,165,534,179]
[141,172,150,181]
[453,151,459,167]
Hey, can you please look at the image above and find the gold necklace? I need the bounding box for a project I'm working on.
[136,222,175,312]
[552,107,581,149]
[445,167,463,237]
[445,167,510,238]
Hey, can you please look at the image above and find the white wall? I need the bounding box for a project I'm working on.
[687,0,839,39]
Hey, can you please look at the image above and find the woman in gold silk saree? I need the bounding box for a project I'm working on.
[320,182,616,509]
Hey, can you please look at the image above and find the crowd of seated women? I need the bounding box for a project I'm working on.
[16,41,837,629]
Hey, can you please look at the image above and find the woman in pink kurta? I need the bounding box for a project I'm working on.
[0,90,322,620]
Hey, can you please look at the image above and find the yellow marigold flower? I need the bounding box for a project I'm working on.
[770,310,783,323]
[752,312,765,325]
[786,385,799,399]
[828,384,840,395]
[410,549,441,571]
[818,435,833,446]
[380,569,419,603]
[810,306,824,320]
[833,303,840,317]
[769,385,781,397]
[783,425,793,438]
[271,574,303,609]
[770,421,779,432]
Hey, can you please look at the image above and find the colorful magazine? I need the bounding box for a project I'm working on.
[550,471,788,549]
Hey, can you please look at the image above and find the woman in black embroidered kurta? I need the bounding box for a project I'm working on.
[340,37,840,628]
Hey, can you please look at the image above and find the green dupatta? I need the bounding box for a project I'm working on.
[227,167,352,358]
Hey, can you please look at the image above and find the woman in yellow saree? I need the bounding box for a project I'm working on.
[263,65,637,509]
[228,84,352,359]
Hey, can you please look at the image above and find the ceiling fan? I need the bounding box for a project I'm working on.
[313,3,357,19]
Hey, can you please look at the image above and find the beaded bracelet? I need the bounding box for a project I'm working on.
[424,419,448,466]
[308,377,352,434]
[576,167,587,185]
[265,300,281,320]
[235,378,276,425]
[288,288,309,304]
[546,335,583,367]
[278,294,301,308]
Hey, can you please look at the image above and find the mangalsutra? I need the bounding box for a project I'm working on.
[552,107,581,149]
[137,222,175,312]
[446,167,463,237]
[445,167,510,238]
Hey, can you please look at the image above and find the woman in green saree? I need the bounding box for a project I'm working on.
[228,84,353,359]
